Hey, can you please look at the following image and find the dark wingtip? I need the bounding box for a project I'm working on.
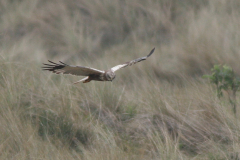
[147,47,155,57]
[59,61,68,66]
[48,60,59,65]
[42,60,66,72]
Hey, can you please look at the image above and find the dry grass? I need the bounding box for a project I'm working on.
[1,0,240,159]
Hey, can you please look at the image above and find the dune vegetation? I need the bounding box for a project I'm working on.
[1,0,240,159]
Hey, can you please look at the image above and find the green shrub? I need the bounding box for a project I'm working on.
[203,64,240,115]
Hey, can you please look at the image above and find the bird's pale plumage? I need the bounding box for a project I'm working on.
[111,48,155,72]
[42,48,155,83]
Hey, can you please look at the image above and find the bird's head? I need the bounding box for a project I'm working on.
[106,71,116,81]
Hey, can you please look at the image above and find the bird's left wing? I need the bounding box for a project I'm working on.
[42,60,104,76]
[111,47,155,72]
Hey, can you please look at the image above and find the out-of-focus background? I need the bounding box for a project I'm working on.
[1,0,240,159]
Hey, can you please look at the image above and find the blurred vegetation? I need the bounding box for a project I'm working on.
[1,0,240,159]
[204,65,240,115]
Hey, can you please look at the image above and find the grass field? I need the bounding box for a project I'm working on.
[1,0,240,159]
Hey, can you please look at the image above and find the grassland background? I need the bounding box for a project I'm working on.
[1,0,240,159]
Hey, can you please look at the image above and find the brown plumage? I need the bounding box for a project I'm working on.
[42,48,155,84]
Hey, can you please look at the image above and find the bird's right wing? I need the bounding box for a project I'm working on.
[111,48,155,72]
[42,60,104,76]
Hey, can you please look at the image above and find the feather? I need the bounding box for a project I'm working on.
[111,47,155,72]
[42,61,104,76]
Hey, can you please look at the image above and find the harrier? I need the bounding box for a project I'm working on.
[42,48,155,84]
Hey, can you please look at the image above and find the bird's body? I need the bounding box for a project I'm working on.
[82,70,115,83]
[42,48,155,84]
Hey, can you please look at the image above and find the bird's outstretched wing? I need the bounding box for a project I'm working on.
[111,47,155,72]
[42,60,104,76]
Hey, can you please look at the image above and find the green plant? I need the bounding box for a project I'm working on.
[203,64,240,115]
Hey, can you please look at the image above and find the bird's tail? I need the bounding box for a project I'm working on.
[73,76,89,84]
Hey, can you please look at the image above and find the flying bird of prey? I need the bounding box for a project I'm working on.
[42,48,155,84]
